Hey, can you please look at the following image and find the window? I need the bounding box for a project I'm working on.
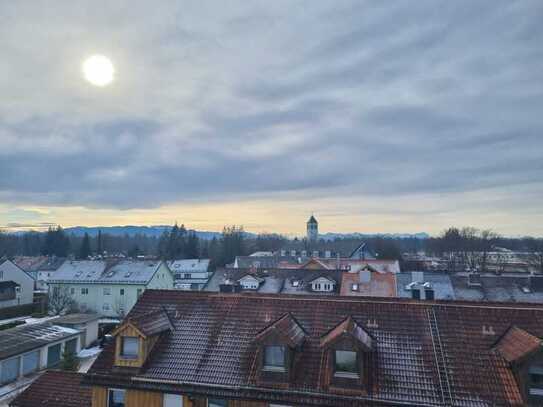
[81,287,89,295]
[103,303,111,311]
[529,364,543,396]
[120,288,125,296]
[137,288,143,298]
[425,289,435,300]
[263,345,286,371]
[1,357,20,384]
[411,289,421,300]
[163,394,184,407]
[108,389,126,407]
[351,283,359,292]
[334,350,359,378]
[103,287,111,295]
[207,399,228,407]
[70,287,75,295]
[184,273,191,279]
[121,336,138,358]
[47,343,62,367]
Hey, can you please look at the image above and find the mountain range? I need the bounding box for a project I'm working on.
[62,226,429,240]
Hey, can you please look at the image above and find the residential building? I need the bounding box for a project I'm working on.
[52,313,101,348]
[341,266,397,297]
[396,271,455,301]
[0,321,80,385]
[48,260,174,317]
[167,259,211,290]
[231,255,300,269]
[277,240,376,260]
[13,256,66,291]
[205,268,343,295]
[451,272,543,303]
[0,260,34,308]
[82,290,543,406]
[10,370,91,407]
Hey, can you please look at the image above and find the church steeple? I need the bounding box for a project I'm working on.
[307,214,318,241]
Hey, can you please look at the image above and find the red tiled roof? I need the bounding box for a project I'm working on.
[321,316,373,351]
[10,371,91,407]
[255,313,306,348]
[129,308,172,337]
[86,290,543,406]
[494,326,542,364]
[341,271,397,297]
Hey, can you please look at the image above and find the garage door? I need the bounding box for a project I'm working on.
[47,343,61,367]
[22,350,40,375]
[1,357,20,384]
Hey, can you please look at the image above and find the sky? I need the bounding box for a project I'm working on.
[1,1,542,237]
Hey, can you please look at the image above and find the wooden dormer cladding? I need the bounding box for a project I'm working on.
[112,308,173,368]
[493,326,543,405]
[254,313,307,386]
[320,316,374,394]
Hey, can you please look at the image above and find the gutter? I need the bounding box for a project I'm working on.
[86,374,439,407]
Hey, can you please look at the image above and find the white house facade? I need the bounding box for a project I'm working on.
[167,259,211,290]
[49,260,174,317]
[0,260,35,308]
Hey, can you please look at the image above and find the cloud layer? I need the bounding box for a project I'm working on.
[1,1,542,234]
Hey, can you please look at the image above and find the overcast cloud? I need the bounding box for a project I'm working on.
[1,1,542,235]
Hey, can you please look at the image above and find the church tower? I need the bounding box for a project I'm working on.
[307,215,318,241]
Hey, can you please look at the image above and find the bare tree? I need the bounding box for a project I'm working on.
[526,238,543,274]
[112,296,127,319]
[48,285,76,315]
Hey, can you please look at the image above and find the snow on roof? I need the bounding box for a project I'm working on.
[49,260,164,285]
[0,322,80,360]
[167,259,210,273]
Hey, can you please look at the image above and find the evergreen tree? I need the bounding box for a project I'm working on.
[41,226,70,257]
[61,348,79,371]
[220,226,245,266]
[96,230,103,255]
[186,232,200,258]
[128,244,141,258]
[78,233,91,259]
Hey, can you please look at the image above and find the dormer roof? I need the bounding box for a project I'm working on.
[321,316,373,352]
[494,326,542,364]
[113,308,173,338]
[255,313,306,348]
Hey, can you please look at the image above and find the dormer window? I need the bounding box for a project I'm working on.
[493,326,543,404]
[529,364,543,396]
[112,308,173,368]
[334,350,359,378]
[264,345,286,372]
[320,316,374,392]
[120,336,139,359]
[254,313,306,384]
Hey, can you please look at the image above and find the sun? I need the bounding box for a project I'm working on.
[82,55,115,87]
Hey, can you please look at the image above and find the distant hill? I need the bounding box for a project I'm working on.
[319,232,430,240]
[64,225,226,240]
[62,226,429,240]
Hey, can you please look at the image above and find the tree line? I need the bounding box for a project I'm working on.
[1,224,541,272]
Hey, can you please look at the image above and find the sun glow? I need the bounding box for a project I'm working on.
[82,55,114,87]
